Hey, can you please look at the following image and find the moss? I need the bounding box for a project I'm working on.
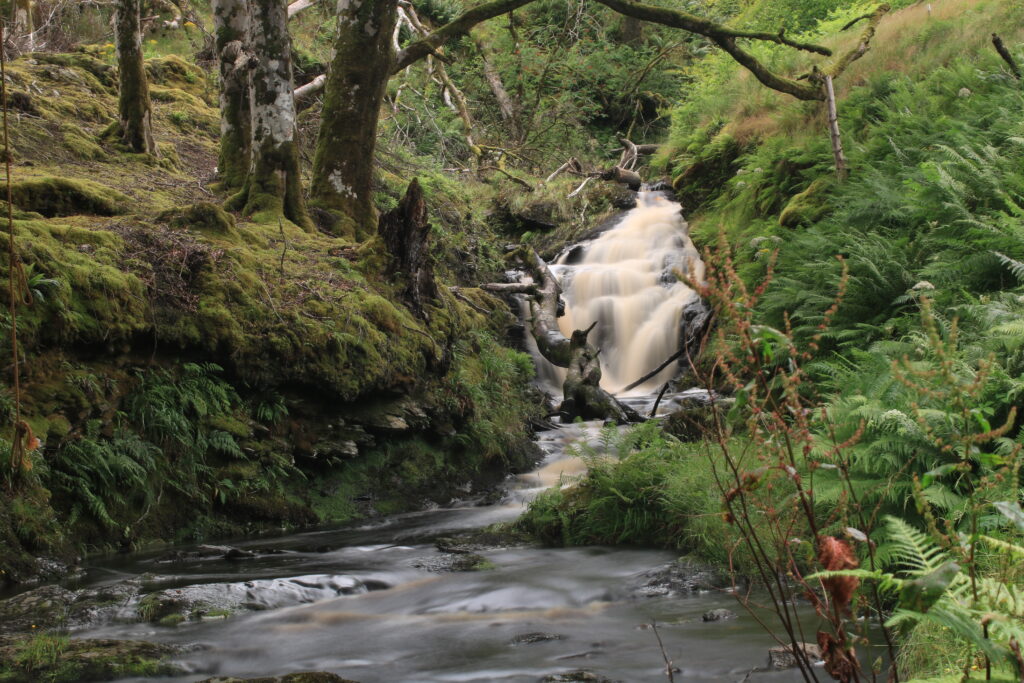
[157,614,186,627]
[0,635,179,683]
[778,176,834,228]
[9,177,129,217]
[144,55,209,101]
[157,202,239,239]
[60,123,107,161]
[28,51,116,89]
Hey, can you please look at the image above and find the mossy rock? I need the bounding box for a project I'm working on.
[145,56,208,100]
[778,177,834,228]
[28,52,116,89]
[9,177,129,217]
[157,202,238,238]
[60,123,107,161]
[0,635,181,682]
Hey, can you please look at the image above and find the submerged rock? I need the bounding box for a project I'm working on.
[701,608,737,622]
[411,552,495,573]
[630,558,730,598]
[511,632,567,645]
[540,671,619,682]
[137,574,366,623]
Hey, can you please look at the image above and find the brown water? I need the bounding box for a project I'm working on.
[535,191,704,395]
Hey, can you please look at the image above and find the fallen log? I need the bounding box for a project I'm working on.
[519,248,639,423]
[599,165,642,190]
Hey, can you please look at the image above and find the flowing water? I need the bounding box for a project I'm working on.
[533,191,705,395]
[12,192,825,681]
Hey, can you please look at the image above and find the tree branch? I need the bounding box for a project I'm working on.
[821,3,890,80]
[394,0,535,71]
[992,33,1022,80]
[591,0,831,55]
[287,0,319,19]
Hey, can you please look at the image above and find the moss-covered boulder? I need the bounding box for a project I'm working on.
[9,177,129,217]
[778,177,833,228]
[157,202,238,239]
[0,635,181,682]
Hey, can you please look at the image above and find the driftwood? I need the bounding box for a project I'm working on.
[378,179,438,319]
[481,282,538,294]
[519,249,639,423]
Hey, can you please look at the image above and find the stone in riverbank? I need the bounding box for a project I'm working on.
[0,580,142,634]
[768,642,823,669]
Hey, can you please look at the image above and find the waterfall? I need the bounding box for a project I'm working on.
[533,191,705,396]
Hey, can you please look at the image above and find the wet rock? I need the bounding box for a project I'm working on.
[0,579,143,634]
[511,632,567,645]
[367,413,409,432]
[434,526,535,554]
[224,547,257,561]
[607,186,637,210]
[663,396,733,442]
[137,574,366,623]
[0,636,183,682]
[630,557,730,598]
[411,552,495,573]
[540,671,618,682]
[197,673,360,683]
[702,608,736,622]
[768,642,822,669]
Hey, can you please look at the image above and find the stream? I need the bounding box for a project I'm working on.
[8,192,818,681]
[53,416,811,683]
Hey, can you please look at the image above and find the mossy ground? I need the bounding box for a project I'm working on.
[0,48,544,582]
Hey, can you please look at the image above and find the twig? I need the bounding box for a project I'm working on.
[650,621,676,683]
[567,176,594,198]
[449,286,490,314]
[649,381,671,418]
[278,218,288,279]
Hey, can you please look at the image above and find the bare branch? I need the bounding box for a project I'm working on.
[287,0,319,19]
[993,33,1022,80]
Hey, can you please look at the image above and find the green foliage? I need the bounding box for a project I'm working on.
[519,422,731,563]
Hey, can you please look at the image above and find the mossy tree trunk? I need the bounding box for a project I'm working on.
[213,0,253,190]
[115,0,159,155]
[230,0,313,230]
[309,0,398,240]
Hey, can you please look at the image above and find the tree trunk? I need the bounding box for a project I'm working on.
[213,0,252,189]
[12,0,33,50]
[824,75,848,180]
[309,0,398,240]
[474,34,518,137]
[115,0,159,155]
[378,179,438,319]
[230,0,313,230]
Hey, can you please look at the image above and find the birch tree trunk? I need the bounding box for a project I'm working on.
[230,0,313,230]
[115,0,159,155]
[309,0,398,240]
[12,0,33,51]
[213,0,252,190]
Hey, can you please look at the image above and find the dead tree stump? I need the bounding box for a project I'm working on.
[378,179,438,319]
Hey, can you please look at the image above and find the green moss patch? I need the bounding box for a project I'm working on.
[9,178,129,217]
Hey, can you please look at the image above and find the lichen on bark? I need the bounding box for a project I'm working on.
[309,0,398,240]
[213,0,253,190]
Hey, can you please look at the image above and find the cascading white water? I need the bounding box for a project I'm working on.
[539,191,704,396]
